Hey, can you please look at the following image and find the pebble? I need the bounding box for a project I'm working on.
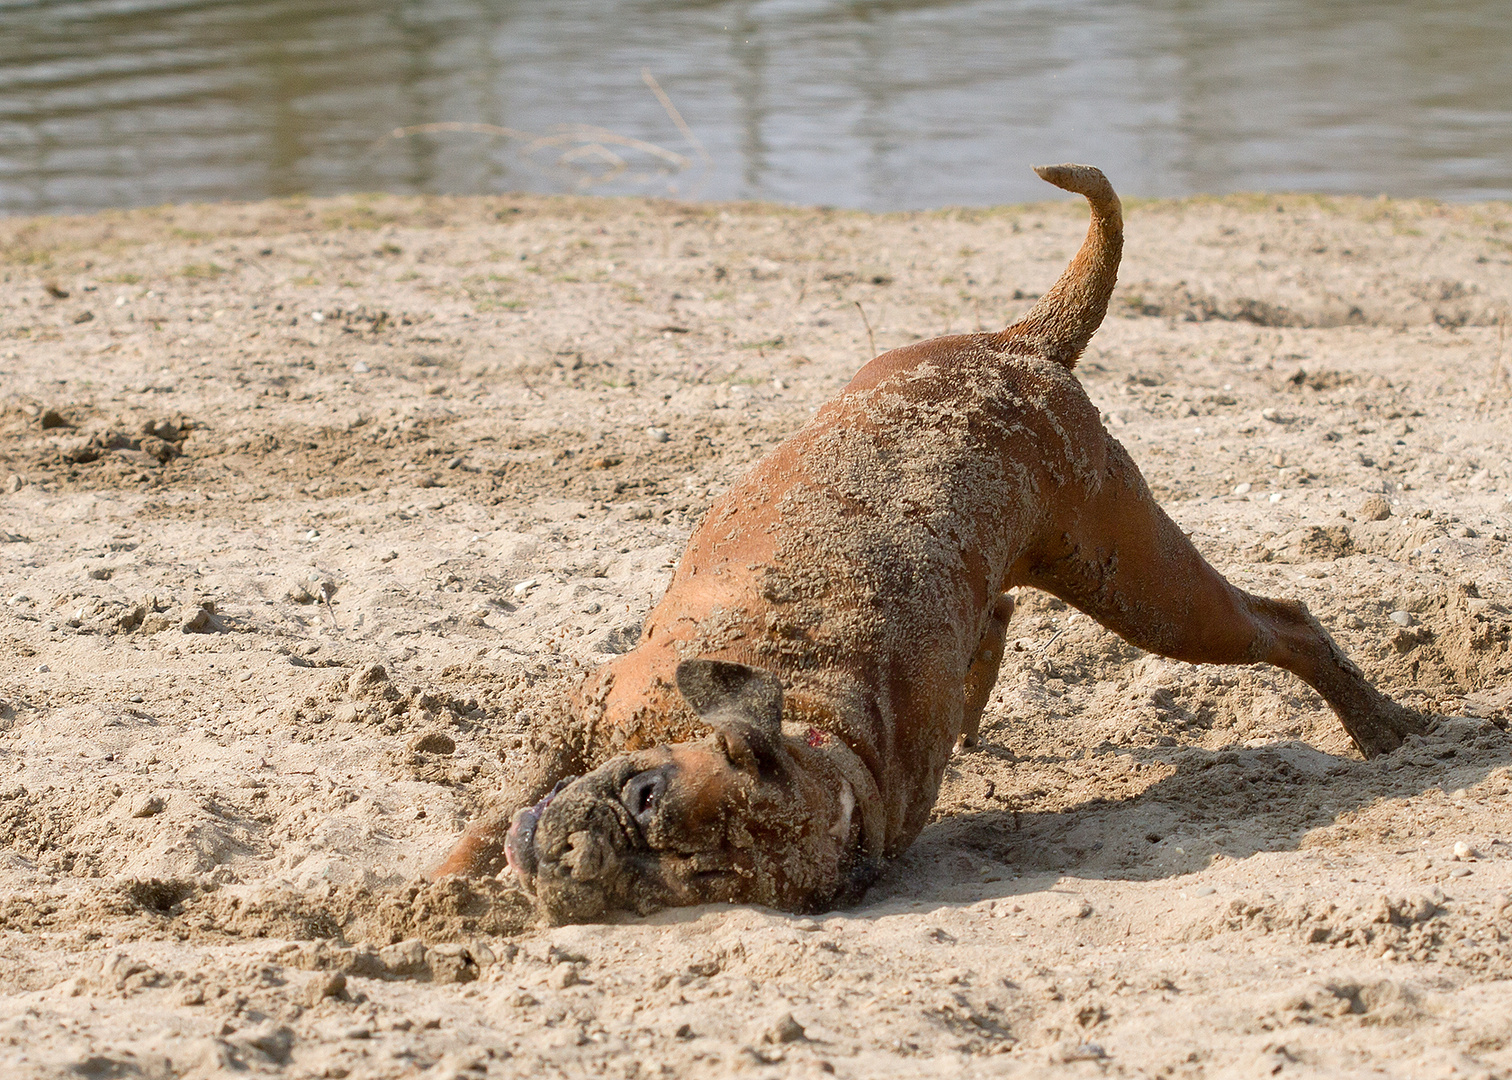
[1452,841,1478,861]
[1260,407,1280,421]
[35,664,50,673]
[512,578,537,597]
[646,426,670,443]
[1451,867,1473,878]
[130,793,166,818]
[303,971,347,1006]
[1389,610,1413,626]
[4,475,22,493]
[1232,482,1252,495]
[7,593,29,605]
[351,361,370,373]
[129,694,144,703]
[1358,495,1392,521]
[762,1013,806,1044]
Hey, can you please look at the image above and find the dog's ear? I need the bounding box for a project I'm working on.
[675,660,786,774]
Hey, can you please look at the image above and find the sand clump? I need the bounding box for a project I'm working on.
[0,190,1510,1075]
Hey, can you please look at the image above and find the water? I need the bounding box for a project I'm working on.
[2,0,1510,217]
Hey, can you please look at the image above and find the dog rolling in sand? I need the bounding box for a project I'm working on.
[437,164,1424,923]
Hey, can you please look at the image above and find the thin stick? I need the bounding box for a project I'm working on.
[370,121,535,151]
[642,68,714,191]
[854,301,877,358]
[1497,310,1509,388]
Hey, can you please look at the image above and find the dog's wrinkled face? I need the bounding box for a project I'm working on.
[505,660,878,923]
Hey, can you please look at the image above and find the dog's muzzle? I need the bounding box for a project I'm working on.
[503,776,575,883]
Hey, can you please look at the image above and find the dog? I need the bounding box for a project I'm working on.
[435,164,1424,923]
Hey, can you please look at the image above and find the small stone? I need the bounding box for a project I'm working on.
[142,418,181,442]
[129,694,144,703]
[35,663,50,673]
[427,943,480,985]
[352,361,370,374]
[1059,1042,1107,1062]
[548,965,581,989]
[1261,407,1279,421]
[348,664,389,696]
[646,426,670,443]
[1453,841,1478,861]
[1233,482,1252,495]
[762,1013,806,1044]
[303,971,347,1006]
[1359,495,1392,521]
[378,940,428,978]
[512,578,537,597]
[180,604,213,632]
[131,793,166,818]
[408,731,455,755]
[1389,610,1412,626]
[4,475,22,493]
[1451,866,1473,878]
[40,408,69,429]
[288,575,334,604]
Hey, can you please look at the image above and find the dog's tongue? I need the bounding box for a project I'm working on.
[503,777,575,880]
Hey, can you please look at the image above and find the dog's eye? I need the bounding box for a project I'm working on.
[621,770,666,824]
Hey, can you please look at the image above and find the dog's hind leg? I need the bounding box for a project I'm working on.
[958,594,1014,751]
[1023,440,1424,758]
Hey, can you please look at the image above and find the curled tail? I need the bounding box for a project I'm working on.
[1001,164,1123,369]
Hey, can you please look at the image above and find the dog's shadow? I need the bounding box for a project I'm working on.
[869,713,1512,907]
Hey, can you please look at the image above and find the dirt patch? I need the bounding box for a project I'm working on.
[1,190,1511,1077]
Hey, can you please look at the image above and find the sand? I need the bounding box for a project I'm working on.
[1,187,1511,1078]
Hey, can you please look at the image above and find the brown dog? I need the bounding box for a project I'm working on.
[436,164,1424,922]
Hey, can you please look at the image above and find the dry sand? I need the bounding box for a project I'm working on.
[2,188,1511,1078]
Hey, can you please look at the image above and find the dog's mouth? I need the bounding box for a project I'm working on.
[503,776,574,882]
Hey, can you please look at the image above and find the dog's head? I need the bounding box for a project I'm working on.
[504,659,882,923]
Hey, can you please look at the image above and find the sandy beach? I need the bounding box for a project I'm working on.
[2,188,1511,1078]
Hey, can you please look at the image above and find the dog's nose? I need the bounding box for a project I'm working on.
[621,769,667,825]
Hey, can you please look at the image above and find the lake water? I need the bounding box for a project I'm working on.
[2,0,1510,217]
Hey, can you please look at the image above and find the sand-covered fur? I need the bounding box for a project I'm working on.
[440,167,1429,924]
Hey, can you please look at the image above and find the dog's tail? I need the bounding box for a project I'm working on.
[1000,164,1123,369]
